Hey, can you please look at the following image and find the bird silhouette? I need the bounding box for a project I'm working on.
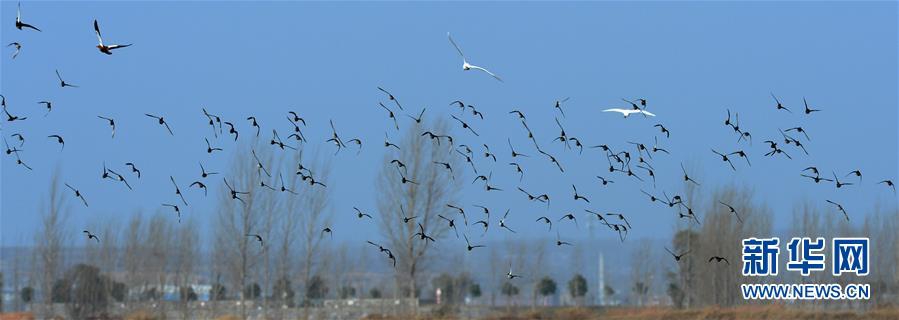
[771,93,790,113]
[665,247,689,262]
[170,176,188,206]
[97,116,116,138]
[65,183,88,207]
[145,114,173,135]
[83,230,100,243]
[15,3,41,31]
[718,201,742,223]
[825,200,850,221]
[708,256,730,264]
[353,207,373,219]
[55,69,78,88]
[377,87,404,110]
[8,42,21,59]
[464,234,485,251]
[803,97,821,114]
[247,234,264,247]
[47,135,64,150]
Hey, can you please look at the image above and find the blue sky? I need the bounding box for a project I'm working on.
[1,1,896,247]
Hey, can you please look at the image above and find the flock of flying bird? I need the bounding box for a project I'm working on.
[3,3,896,281]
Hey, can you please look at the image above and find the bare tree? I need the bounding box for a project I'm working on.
[122,211,146,304]
[376,119,463,300]
[36,171,70,305]
[629,239,653,306]
[214,139,277,318]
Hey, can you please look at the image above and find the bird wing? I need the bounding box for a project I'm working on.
[447,32,466,60]
[467,64,503,82]
[94,20,103,46]
[639,110,656,117]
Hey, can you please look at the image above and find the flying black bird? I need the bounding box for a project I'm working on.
[406,108,425,124]
[771,93,790,113]
[326,120,348,154]
[401,206,417,224]
[450,115,479,136]
[803,97,821,114]
[65,183,89,207]
[383,133,401,150]
[55,70,78,88]
[15,3,41,31]
[378,102,400,130]
[97,116,116,138]
[832,171,853,189]
[412,223,435,244]
[554,97,569,117]
[247,116,260,137]
[3,105,27,122]
[536,216,552,231]
[680,163,700,186]
[205,138,222,154]
[596,176,614,186]
[483,144,497,162]
[606,213,631,229]
[12,152,32,170]
[93,19,131,54]
[397,167,417,185]
[83,230,100,243]
[572,185,589,203]
[718,201,742,223]
[223,178,249,204]
[162,203,182,222]
[800,172,832,184]
[708,256,730,264]
[509,110,526,120]
[287,111,306,126]
[785,127,810,141]
[320,227,332,239]
[665,247,689,262]
[36,100,53,116]
[47,135,64,150]
[711,149,736,171]
[825,200,850,221]
[879,180,895,193]
[654,123,670,138]
[201,108,222,137]
[508,162,523,181]
[539,149,564,172]
[247,234,264,247]
[107,168,132,190]
[507,138,528,158]
[251,149,271,177]
[198,162,218,178]
[224,121,239,141]
[189,181,207,196]
[125,162,140,178]
[8,42,22,59]
[464,234,485,251]
[438,214,459,238]
[270,130,296,150]
[729,150,751,166]
[275,174,297,195]
[170,176,188,206]
[446,204,468,225]
[845,170,862,182]
[377,87,403,110]
[145,114,173,135]
[558,213,579,228]
[499,209,516,233]
[556,231,573,246]
[353,207,373,219]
